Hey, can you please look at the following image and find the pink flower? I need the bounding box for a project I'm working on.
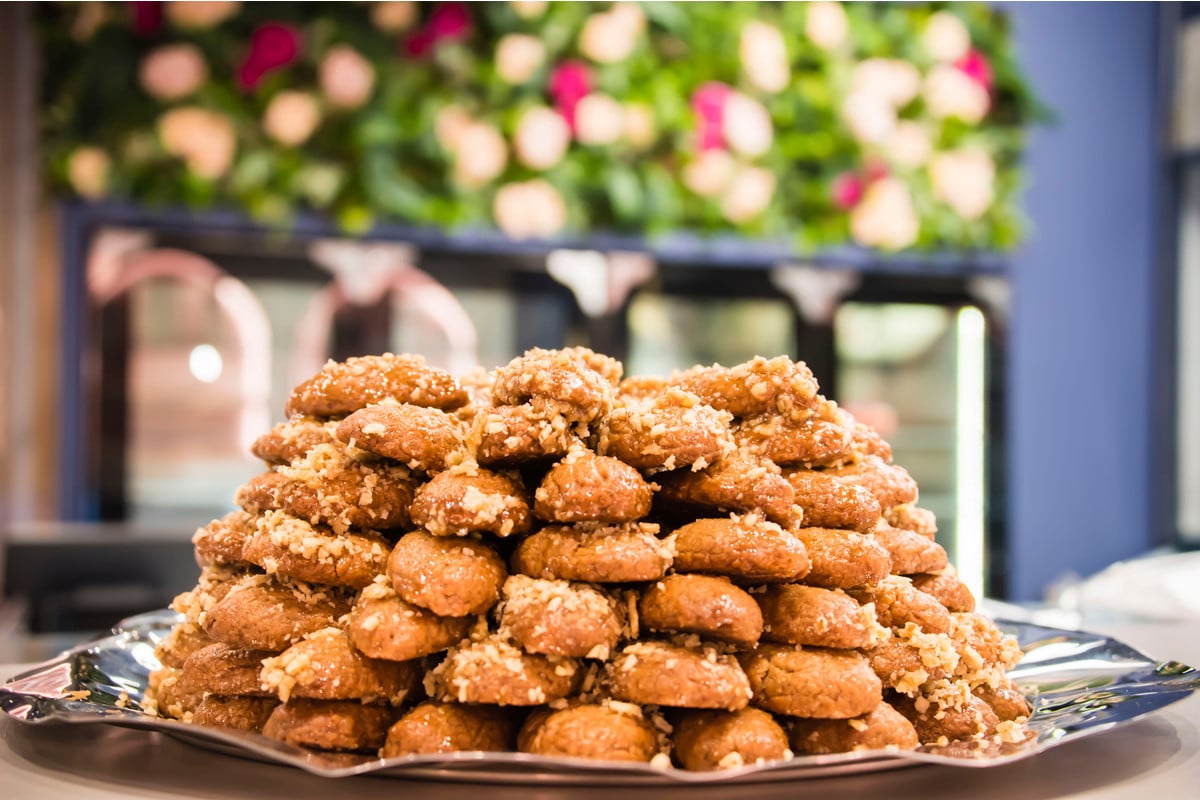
[956,49,993,92]
[831,172,864,210]
[239,23,301,91]
[548,60,592,129]
[691,81,733,151]
[405,2,471,57]
[131,1,163,37]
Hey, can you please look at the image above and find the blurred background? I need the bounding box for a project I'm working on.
[0,2,1193,640]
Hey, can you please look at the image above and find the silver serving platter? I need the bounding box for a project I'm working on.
[2,610,1198,784]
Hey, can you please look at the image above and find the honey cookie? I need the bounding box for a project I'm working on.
[911,569,976,613]
[260,628,420,705]
[757,585,879,650]
[347,579,473,662]
[605,641,752,711]
[192,510,255,567]
[498,574,623,659]
[518,703,660,763]
[733,401,853,468]
[533,448,654,524]
[791,528,891,590]
[470,403,576,466]
[788,701,919,754]
[511,523,673,584]
[180,642,274,697]
[884,504,938,539]
[336,403,467,473]
[673,708,791,771]
[202,576,352,652]
[672,356,819,421]
[170,565,247,627]
[655,452,797,526]
[262,698,395,752]
[491,347,617,423]
[850,422,893,463]
[865,627,959,693]
[409,467,531,537]
[251,418,340,466]
[430,636,581,706]
[872,521,949,576]
[191,695,280,733]
[154,622,213,669]
[242,510,389,589]
[596,388,735,472]
[739,645,882,719]
[387,530,506,617]
[782,469,881,533]
[639,574,763,648]
[891,693,999,743]
[671,514,809,584]
[148,667,203,721]
[382,702,514,757]
[973,681,1032,722]
[285,353,467,418]
[852,576,952,634]
[949,612,1022,674]
[824,456,917,510]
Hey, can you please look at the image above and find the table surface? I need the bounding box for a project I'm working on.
[3,622,1199,800]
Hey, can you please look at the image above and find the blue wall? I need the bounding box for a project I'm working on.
[1006,3,1162,600]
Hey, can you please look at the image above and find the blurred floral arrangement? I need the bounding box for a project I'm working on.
[39,1,1041,251]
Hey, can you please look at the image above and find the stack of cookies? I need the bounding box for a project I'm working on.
[148,347,1029,770]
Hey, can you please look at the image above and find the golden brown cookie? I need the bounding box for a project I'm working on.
[733,400,853,468]
[671,514,809,584]
[180,642,274,697]
[782,469,881,533]
[533,448,654,524]
[511,523,673,584]
[491,347,618,423]
[757,585,879,650]
[850,422,893,463]
[192,511,255,567]
[409,467,532,537]
[852,577,952,634]
[518,703,660,762]
[672,356,819,421]
[639,574,763,647]
[824,456,918,510]
[498,574,623,659]
[191,695,280,733]
[346,579,473,662]
[673,708,791,771]
[950,612,1021,674]
[260,628,421,704]
[170,565,247,627]
[655,452,797,526]
[792,528,891,589]
[262,698,395,752]
[335,403,467,473]
[242,511,389,589]
[387,530,506,617]
[891,693,999,743]
[739,645,882,719]
[605,641,752,711]
[148,667,203,720]
[789,701,919,754]
[382,702,514,756]
[873,521,949,576]
[911,570,976,613]
[251,418,340,466]
[430,636,581,706]
[973,681,1031,722]
[154,622,213,669]
[286,353,468,418]
[884,504,938,539]
[469,403,576,466]
[596,388,735,472]
[865,628,959,694]
[202,576,352,652]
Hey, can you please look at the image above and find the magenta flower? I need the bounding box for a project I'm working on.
[238,23,301,91]
[131,1,163,37]
[832,172,864,210]
[405,2,472,57]
[548,60,592,130]
[691,81,733,151]
[956,49,993,91]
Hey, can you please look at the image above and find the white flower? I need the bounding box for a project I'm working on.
[622,103,656,149]
[369,2,417,33]
[494,179,567,239]
[578,5,643,64]
[722,93,773,157]
[852,58,921,108]
[805,1,848,51]
[850,177,919,250]
[842,91,895,144]
[924,63,990,123]
[454,122,508,187]
[165,1,239,30]
[721,166,776,224]
[495,34,545,85]
[158,107,237,179]
[683,149,736,198]
[887,120,932,167]
[923,12,971,63]
[139,44,208,102]
[435,105,473,152]
[929,149,995,220]
[263,91,322,147]
[740,21,789,94]
[66,146,110,199]
[514,107,571,170]
[319,46,376,110]
[510,1,548,20]
[575,93,625,146]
